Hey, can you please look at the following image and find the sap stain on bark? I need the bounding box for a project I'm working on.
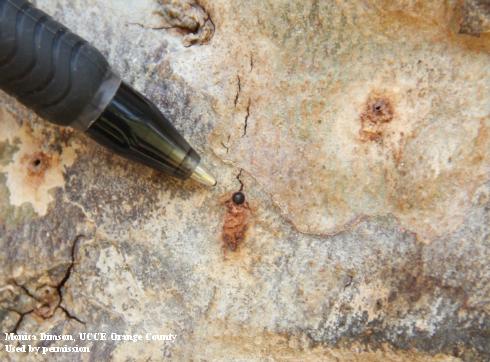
[221,191,250,253]
[23,152,53,184]
[359,94,395,143]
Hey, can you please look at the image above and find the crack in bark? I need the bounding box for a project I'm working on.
[220,142,229,153]
[236,169,244,192]
[56,235,82,292]
[250,54,254,72]
[11,281,41,303]
[243,99,251,137]
[129,22,192,32]
[5,235,86,332]
[344,275,353,289]
[53,234,86,325]
[220,135,231,154]
[234,75,241,108]
[58,306,85,325]
[8,308,34,334]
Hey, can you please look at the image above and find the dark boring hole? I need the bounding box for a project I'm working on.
[33,159,41,167]
[373,101,385,113]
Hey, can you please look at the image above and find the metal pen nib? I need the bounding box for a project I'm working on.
[191,165,217,187]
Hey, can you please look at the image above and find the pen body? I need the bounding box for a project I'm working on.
[0,0,119,130]
[0,0,209,182]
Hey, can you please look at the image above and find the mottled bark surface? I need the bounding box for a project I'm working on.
[0,0,489,361]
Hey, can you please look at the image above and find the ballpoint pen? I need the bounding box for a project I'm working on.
[0,0,217,186]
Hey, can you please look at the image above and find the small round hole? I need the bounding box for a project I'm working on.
[373,102,384,113]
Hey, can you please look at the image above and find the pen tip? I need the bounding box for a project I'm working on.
[191,164,217,187]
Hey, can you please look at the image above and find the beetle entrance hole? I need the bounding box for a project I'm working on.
[24,152,52,177]
[373,102,384,113]
[359,93,395,142]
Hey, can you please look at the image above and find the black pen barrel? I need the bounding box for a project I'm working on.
[0,0,214,183]
[0,0,120,130]
[87,83,200,180]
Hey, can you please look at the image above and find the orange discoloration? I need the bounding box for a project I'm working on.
[1,109,78,215]
[360,94,395,142]
[222,195,251,253]
[21,152,56,186]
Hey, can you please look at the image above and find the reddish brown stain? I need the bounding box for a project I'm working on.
[359,94,394,142]
[22,152,53,184]
[222,194,250,253]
